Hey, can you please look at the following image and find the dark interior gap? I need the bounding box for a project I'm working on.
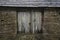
[40,8,44,34]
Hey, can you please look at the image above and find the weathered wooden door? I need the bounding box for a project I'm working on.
[18,11,30,33]
[18,10,42,33]
[31,11,42,33]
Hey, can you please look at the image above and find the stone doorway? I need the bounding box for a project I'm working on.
[17,9,43,40]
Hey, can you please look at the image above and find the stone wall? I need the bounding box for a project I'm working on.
[43,9,60,40]
[0,8,60,40]
[0,10,17,40]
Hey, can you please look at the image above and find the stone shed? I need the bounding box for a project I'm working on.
[0,0,60,40]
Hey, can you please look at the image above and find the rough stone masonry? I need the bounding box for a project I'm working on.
[0,8,60,40]
[0,10,17,39]
[43,9,60,40]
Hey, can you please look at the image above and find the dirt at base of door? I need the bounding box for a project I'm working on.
[14,33,60,40]
[15,33,42,40]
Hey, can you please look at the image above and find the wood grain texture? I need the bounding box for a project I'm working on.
[18,11,30,33]
[31,11,41,33]
[18,10,42,33]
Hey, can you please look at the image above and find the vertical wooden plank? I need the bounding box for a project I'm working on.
[31,11,35,33]
[31,11,42,33]
[18,12,22,32]
[18,11,30,33]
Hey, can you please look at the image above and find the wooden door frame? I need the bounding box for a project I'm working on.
[16,8,44,34]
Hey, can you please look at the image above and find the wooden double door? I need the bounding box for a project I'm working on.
[18,10,42,33]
